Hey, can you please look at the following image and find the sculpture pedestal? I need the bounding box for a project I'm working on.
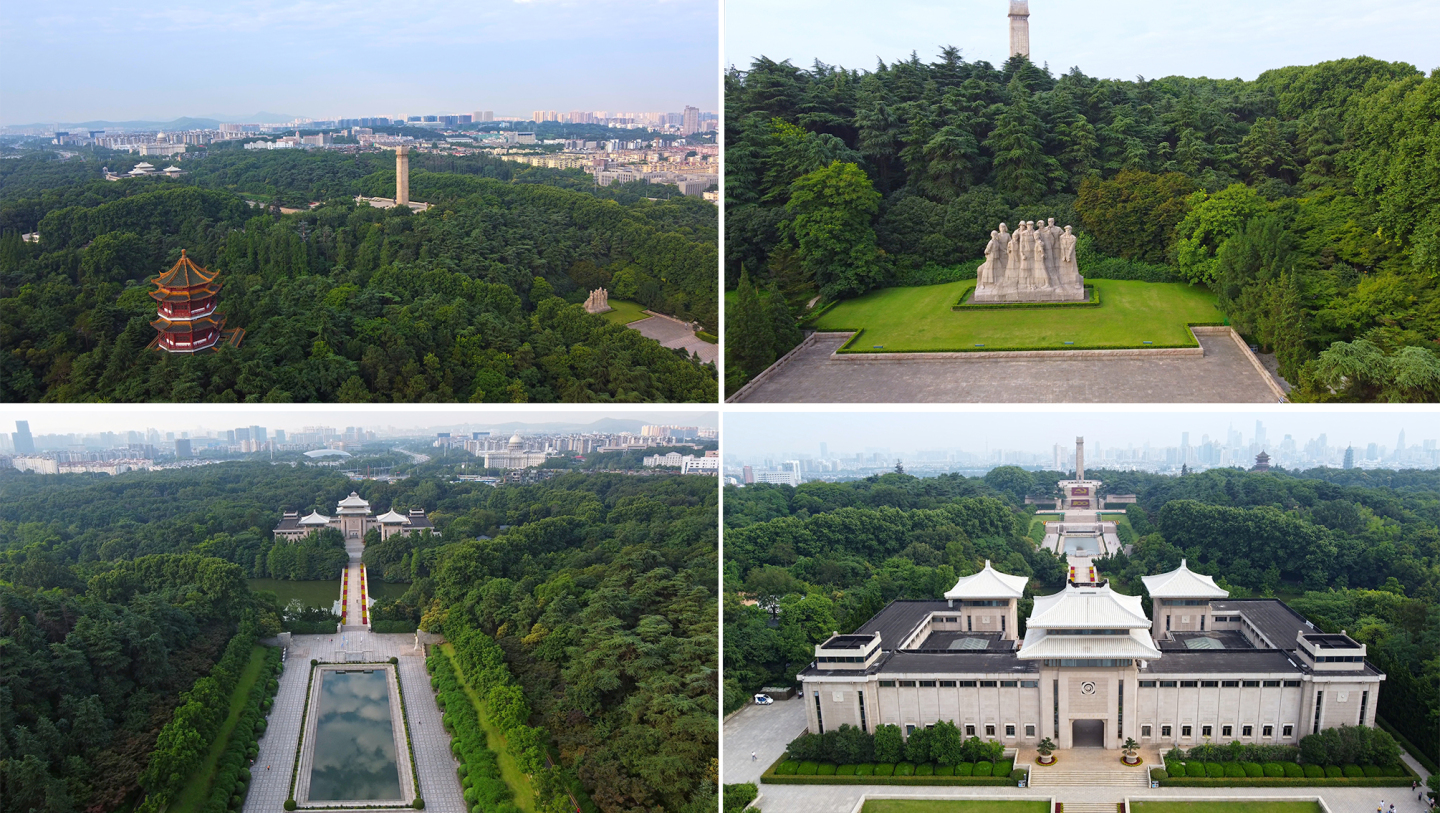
[971,278,1087,303]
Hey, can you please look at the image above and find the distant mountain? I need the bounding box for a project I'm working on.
[414,416,715,435]
[8,112,299,130]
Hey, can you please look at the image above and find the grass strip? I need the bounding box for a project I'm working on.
[167,645,267,813]
[441,643,537,812]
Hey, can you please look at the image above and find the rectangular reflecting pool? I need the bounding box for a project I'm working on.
[308,669,402,801]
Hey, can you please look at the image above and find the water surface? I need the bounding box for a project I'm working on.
[308,669,402,801]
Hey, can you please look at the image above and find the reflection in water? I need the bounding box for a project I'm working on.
[1063,537,1096,555]
[309,670,402,801]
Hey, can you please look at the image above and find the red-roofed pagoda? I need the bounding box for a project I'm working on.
[148,250,243,353]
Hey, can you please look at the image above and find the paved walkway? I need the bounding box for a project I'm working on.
[733,333,1280,402]
[722,698,1435,813]
[244,630,463,813]
[629,312,717,364]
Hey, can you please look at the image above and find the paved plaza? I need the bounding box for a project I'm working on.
[630,312,718,364]
[723,698,1435,813]
[243,630,464,813]
[731,333,1282,402]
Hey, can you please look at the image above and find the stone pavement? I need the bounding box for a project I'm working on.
[722,698,1436,813]
[732,333,1281,402]
[629,312,718,364]
[243,631,464,813]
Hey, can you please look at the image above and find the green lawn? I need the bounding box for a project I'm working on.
[1131,803,1322,813]
[440,643,536,812]
[812,279,1222,352]
[167,645,267,813]
[601,299,651,325]
[860,802,1050,813]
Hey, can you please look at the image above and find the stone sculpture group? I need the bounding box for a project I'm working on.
[584,287,613,314]
[972,217,1086,303]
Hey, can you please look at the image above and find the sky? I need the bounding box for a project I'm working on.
[0,406,717,438]
[723,408,1440,460]
[0,0,719,125]
[725,0,1440,82]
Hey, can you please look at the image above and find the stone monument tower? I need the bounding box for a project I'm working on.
[1075,436,1085,481]
[1009,0,1030,58]
[395,146,410,206]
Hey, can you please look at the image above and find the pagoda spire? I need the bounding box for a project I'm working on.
[148,251,242,353]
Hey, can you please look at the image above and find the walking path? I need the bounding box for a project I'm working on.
[243,560,463,813]
[723,698,1436,813]
[629,311,717,364]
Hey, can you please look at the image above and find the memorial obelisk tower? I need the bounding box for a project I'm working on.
[395,146,410,206]
[1009,0,1030,58]
[1075,436,1084,481]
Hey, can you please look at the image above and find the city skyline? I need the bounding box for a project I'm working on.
[724,411,1440,464]
[726,0,1440,83]
[0,0,719,125]
[0,408,718,441]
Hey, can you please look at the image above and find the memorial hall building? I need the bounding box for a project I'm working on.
[273,491,433,542]
[797,560,1384,750]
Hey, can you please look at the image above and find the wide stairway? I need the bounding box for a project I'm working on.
[1027,749,1151,788]
[1058,804,1120,813]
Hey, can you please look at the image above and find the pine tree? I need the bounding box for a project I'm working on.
[984,76,1057,202]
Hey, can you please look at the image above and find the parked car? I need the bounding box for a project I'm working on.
[753,694,774,705]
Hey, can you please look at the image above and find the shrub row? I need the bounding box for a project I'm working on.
[890,258,984,287]
[835,326,1203,354]
[428,652,523,813]
[722,783,758,813]
[204,647,284,813]
[442,620,549,776]
[766,758,1017,786]
[1155,760,1412,788]
[371,619,419,634]
[138,619,262,813]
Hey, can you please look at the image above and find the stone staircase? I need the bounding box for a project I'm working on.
[1058,804,1119,813]
[1028,754,1151,788]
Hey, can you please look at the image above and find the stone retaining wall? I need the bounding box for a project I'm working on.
[726,332,853,403]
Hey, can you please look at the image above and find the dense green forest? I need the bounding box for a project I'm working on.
[0,461,719,813]
[0,552,261,813]
[724,53,1440,400]
[722,466,1439,764]
[0,148,717,402]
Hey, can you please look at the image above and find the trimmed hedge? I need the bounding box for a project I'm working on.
[427,653,518,813]
[834,325,1205,354]
[1158,759,1415,788]
[760,756,1020,786]
[1150,769,1168,781]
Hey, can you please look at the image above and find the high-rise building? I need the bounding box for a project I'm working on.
[1255,420,1267,450]
[819,442,829,459]
[474,111,494,122]
[175,438,192,459]
[681,106,700,135]
[12,421,35,454]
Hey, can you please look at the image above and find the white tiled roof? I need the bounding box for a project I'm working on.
[299,510,331,525]
[944,560,1029,600]
[1028,583,1151,629]
[376,509,409,524]
[1017,628,1161,660]
[336,491,370,508]
[1141,559,1229,599]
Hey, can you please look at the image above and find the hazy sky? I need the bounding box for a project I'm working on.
[0,0,719,125]
[724,409,1440,460]
[726,0,1440,81]
[1,407,717,438]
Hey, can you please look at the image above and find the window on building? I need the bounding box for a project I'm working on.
[906,724,915,735]
[1141,725,1152,737]
[939,680,957,687]
[1313,692,1323,734]
[1262,680,1281,687]
[1181,725,1193,738]
[1159,681,1178,687]
[979,680,998,687]
[814,691,824,734]
[1222,725,1232,737]
[1161,725,1172,737]
[965,724,976,736]
[1221,680,1239,687]
[899,680,917,687]
[919,680,937,687]
[959,680,978,687]
[1021,680,1039,688]
[985,724,996,736]
[1139,680,1157,687]
[1242,725,1253,737]
[1005,724,1016,737]
[1283,724,1294,737]
[858,690,867,732]
[1263,724,1274,737]
[1001,680,1018,687]
[1283,680,1301,687]
[1202,725,1213,737]
[1025,724,1036,737]
[1201,680,1219,687]
[879,680,896,687]
[1180,680,1199,687]
[1242,680,1260,687]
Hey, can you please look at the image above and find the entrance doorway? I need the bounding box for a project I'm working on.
[1071,719,1105,748]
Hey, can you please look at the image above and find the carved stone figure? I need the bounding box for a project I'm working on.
[970,217,1086,303]
[584,287,613,314]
